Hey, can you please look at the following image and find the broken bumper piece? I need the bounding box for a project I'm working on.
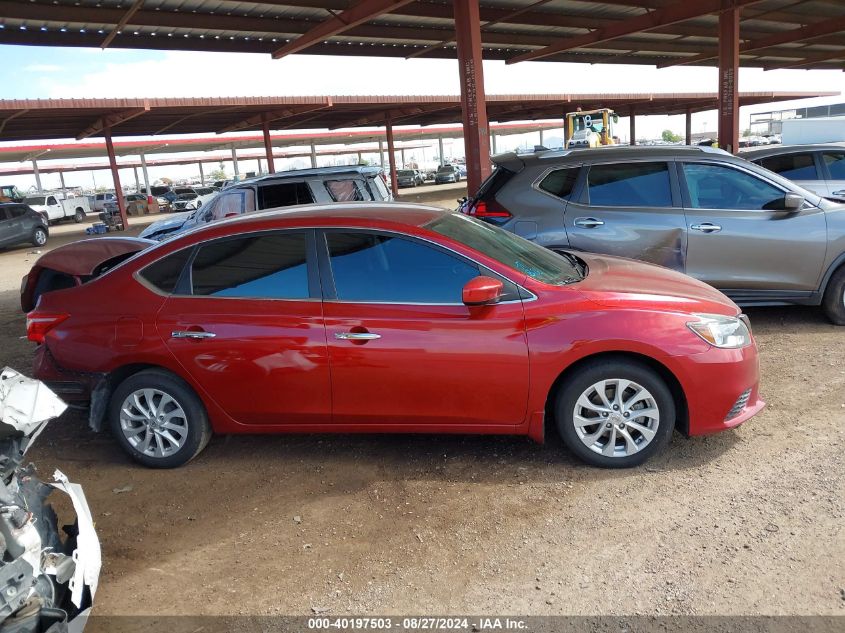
[0,368,101,633]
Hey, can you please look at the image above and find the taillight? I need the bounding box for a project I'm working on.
[466,199,513,222]
[26,312,69,344]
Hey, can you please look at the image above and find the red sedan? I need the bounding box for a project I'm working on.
[25,205,764,468]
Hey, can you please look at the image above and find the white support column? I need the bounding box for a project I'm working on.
[231,146,240,180]
[539,129,545,147]
[379,140,385,169]
[438,136,445,166]
[199,162,205,185]
[258,158,263,175]
[491,132,498,154]
[139,152,151,195]
[59,171,66,192]
[32,160,42,193]
[400,148,406,167]
[310,143,317,168]
[133,166,140,192]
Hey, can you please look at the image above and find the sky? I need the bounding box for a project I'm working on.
[1,43,844,191]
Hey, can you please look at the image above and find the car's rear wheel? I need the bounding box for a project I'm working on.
[73,208,85,223]
[109,369,212,468]
[554,359,675,468]
[822,265,845,325]
[31,227,47,247]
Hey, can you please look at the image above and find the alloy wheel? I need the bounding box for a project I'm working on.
[119,388,189,458]
[572,379,660,457]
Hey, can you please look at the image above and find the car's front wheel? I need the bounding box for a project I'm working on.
[554,358,675,468]
[31,227,47,247]
[73,208,85,223]
[822,265,845,325]
[109,369,212,468]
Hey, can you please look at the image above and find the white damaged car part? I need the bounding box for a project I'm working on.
[0,368,100,633]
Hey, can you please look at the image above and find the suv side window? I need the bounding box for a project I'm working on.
[257,182,314,209]
[682,163,784,210]
[538,167,579,200]
[191,232,309,300]
[46,196,58,206]
[369,175,390,201]
[9,205,27,218]
[210,188,256,222]
[758,153,818,180]
[822,151,845,179]
[325,179,364,202]
[586,162,672,207]
[325,232,479,303]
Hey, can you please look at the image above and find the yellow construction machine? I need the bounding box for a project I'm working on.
[565,108,619,148]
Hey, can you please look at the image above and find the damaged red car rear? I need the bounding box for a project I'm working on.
[24,204,764,469]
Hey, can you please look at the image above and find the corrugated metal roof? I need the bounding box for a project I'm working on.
[0,0,841,70]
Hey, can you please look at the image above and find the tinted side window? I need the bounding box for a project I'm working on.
[326,232,479,303]
[139,250,191,294]
[257,182,314,209]
[9,206,27,218]
[822,152,845,179]
[46,197,57,206]
[325,179,364,202]
[759,153,818,180]
[587,162,672,207]
[191,233,309,300]
[538,167,579,200]
[682,163,784,210]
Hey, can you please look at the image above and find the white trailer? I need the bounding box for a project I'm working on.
[23,192,92,224]
[781,116,845,146]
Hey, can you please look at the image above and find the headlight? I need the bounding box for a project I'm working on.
[687,313,752,349]
[185,202,197,210]
[157,197,168,205]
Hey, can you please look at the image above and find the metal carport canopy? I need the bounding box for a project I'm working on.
[0,0,843,71]
[0,93,833,143]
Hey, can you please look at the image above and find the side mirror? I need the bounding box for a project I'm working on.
[462,276,504,307]
[196,200,202,207]
[784,193,803,211]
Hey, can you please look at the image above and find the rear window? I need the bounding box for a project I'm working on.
[587,162,673,207]
[369,175,390,201]
[139,250,191,294]
[759,153,818,180]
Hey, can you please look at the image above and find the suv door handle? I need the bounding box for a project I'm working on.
[335,332,381,341]
[574,217,605,228]
[171,330,216,340]
[690,222,722,233]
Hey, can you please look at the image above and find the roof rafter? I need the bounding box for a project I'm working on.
[506,0,765,65]
[101,0,145,49]
[331,104,454,129]
[271,0,416,59]
[659,14,845,68]
[77,104,150,140]
[763,49,845,71]
[217,99,333,133]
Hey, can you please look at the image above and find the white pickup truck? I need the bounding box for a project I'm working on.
[23,193,92,224]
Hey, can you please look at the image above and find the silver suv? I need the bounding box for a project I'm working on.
[462,145,845,324]
[742,144,845,203]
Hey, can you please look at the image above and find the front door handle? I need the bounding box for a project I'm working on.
[690,222,722,233]
[171,330,216,340]
[574,217,605,229]
[335,332,381,341]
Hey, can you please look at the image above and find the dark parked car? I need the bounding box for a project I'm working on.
[435,164,462,184]
[139,165,392,242]
[742,144,845,202]
[396,169,425,188]
[461,145,845,324]
[0,202,48,248]
[26,204,762,469]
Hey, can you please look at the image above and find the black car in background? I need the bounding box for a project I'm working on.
[0,202,48,248]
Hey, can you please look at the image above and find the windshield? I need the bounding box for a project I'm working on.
[397,170,414,177]
[427,213,584,285]
[437,166,455,173]
[23,196,46,205]
[177,193,198,200]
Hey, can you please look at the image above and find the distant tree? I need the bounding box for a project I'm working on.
[742,129,753,137]
[209,168,227,181]
[159,177,173,186]
[661,129,682,143]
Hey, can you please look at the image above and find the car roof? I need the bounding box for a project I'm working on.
[741,143,845,159]
[494,144,733,168]
[232,165,382,187]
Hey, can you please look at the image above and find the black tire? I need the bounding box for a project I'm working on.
[822,265,845,325]
[554,358,675,468]
[31,227,47,247]
[73,208,85,223]
[109,369,212,468]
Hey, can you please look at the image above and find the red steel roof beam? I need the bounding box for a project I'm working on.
[271,0,416,59]
[660,14,845,68]
[77,104,150,140]
[101,0,145,49]
[506,0,765,65]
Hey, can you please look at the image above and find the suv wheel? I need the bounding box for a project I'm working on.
[31,227,47,247]
[109,369,212,468]
[822,265,845,325]
[554,359,675,468]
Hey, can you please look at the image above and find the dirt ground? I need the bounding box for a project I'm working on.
[1,191,842,617]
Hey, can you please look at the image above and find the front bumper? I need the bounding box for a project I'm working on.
[675,342,765,436]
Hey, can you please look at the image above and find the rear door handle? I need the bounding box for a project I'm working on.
[335,332,381,341]
[574,217,604,228]
[171,330,216,340]
[690,222,722,233]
